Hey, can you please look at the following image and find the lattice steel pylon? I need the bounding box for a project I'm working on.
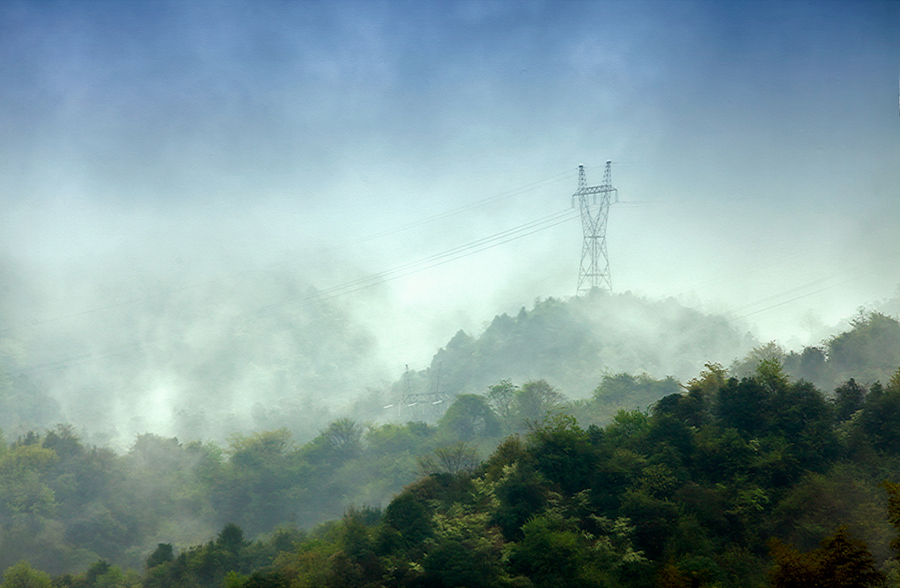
[399,363,447,422]
[573,161,617,296]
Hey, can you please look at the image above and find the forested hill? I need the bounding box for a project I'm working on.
[399,290,751,402]
[7,337,900,587]
[2,311,900,587]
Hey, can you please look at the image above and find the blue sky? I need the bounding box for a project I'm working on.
[1,0,899,368]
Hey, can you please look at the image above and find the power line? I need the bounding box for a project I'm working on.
[319,169,575,252]
[245,208,578,319]
[728,264,886,322]
[18,207,579,374]
[313,211,578,305]
[0,169,575,336]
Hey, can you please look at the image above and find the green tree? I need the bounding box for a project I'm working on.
[885,481,900,557]
[377,491,433,553]
[784,346,829,388]
[507,512,584,588]
[319,418,363,461]
[603,409,650,451]
[516,380,565,425]
[773,380,838,470]
[506,505,643,588]
[41,424,83,460]
[525,414,598,496]
[422,506,505,588]
[0,561,51,588]
[491,461,548,541]
[857,372,900,453]
[717,377,771,437]
[833,379,867,422]
[217,524,245,554]
[146,544,174,569]
[221,430,305,534]
[730,342,786,379]
[417,442,480,476]
[769,526,885,588]
[593,372,680,412]
[229,430,292,470]
[438,395,500,441]
[685,362,727,396]
[243,570,288,588]
[486,380,518,434]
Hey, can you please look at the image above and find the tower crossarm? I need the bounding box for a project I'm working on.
[576,186,615,196]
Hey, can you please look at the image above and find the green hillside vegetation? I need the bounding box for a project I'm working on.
[0,311,899,587]
[733,311,900,394]
[392,290,749,405]
[131,360,900,588]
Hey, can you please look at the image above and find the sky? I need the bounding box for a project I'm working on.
[0,0,899,441]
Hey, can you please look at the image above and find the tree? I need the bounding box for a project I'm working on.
[646,413,695,468]
[378,492,433,553]
[592,373,681,417]
[833,379,867,422]
[730,342,786,379]
[320,418,363,460]
[717,376,771,437]
[243,570,288,588]
[507,512,584,588]
[773,380,838,470]
[146,543,174,569]
[491,461,548,541]
[685,363,727,396]
[652,388,708,428]
[784,346,828,388]
[885,481,900,558]
[217,523,246,555]
[505,506,645,588]
[525,414,598,496]
[890,367,900,395]
[769,526,885,588]
[439,395,500,441]
[0,442,59,525]
[603,409,650,451]
[516,380,565,425]
[42,424,83,460]
[422,507,505,588]
[0,561,51,588]
[797,345,827,383]
[486,380,518,434]
[857,376,900,453]
[417,443,480,476]
[229,429,292,469]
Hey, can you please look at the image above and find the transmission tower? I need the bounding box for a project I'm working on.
[397,363,447,422]
[572,161,617,295]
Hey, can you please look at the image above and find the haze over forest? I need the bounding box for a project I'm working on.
[1,0,899,448]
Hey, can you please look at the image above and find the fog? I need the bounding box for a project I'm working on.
[1,1,898,447]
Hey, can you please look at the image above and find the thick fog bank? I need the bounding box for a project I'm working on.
[0,249,395,447]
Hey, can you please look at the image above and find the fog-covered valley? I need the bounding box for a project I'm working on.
[2,230,899,450]
[1,1,899,586]
[2,0,898,447]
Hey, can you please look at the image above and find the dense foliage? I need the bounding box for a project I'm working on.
[740,312,900,394]
[1,311,899,587]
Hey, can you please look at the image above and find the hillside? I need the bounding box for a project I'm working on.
[397,290,751,405]
[1,310,899,587]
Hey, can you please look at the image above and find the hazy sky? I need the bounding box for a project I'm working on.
[2,0,899,378]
